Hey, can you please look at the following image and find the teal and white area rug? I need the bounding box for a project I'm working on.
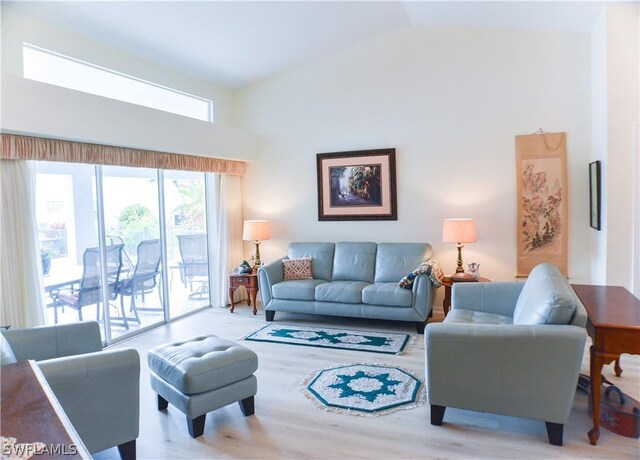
[303,363,425,417]
[244,324,410,354]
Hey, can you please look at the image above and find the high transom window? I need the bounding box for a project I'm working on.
[23,43,213,122]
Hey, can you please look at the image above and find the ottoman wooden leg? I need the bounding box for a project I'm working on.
[238,396,255,416]
[157,394,169,411]
[187,414,206,438]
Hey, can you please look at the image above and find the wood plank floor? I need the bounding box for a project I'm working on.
[97,304,640,460]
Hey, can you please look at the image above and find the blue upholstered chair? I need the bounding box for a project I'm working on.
[424,263,587,445]
[1,321,140,459]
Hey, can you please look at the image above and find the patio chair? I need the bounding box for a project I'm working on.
[177,234,209,299]
[52,244,123,322]
[115,239,162,328]
[108,235,135,273]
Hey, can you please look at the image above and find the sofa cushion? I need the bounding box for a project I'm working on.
[315,281,370,304]
[374,243,432,283]
[289,242,335,281]
[513,263,577,325]
[283,258,313,280]
[444,309,513,325]
[272,279,327,301]
[362,283,412,307]
[331,242,377,283]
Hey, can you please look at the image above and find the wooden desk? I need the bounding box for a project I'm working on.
[1,360,91,459]
[571,284,640,446]
[442,276,491,316]
[229,273,258,315]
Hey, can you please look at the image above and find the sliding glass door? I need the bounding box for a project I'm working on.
[34,161,214,344]
[102,166,164,339]
[35,162,101,331]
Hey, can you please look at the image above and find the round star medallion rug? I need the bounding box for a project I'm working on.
[302,363,425,416]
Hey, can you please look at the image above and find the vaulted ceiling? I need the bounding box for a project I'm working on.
[5,1,604,89]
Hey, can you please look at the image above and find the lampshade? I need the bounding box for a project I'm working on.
[442,218,477,244]
[243,220,270,241]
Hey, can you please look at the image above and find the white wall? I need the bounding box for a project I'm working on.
[602,3,640,289]
[0,6,259,161]
[590,9,608,284]
[236,25,592,286]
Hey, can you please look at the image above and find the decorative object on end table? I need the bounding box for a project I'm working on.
[316,148,397,221]
[302,363,425,416]
[233,260,253,274]
[467,262,480,280]
[442,218,476,281]
[242,220,270,270]
[589,160,601,231]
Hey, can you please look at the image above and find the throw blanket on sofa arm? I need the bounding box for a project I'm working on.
[398,260,444,289]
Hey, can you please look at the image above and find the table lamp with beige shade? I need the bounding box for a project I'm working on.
[243,220,270,270]
[442,218,477,282]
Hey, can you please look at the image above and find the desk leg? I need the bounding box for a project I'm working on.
[614,357,623,377]
[588,345,602,445]
[229,286,236,313]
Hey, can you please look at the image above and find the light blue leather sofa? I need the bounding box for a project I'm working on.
[258,242,436,333]
[424,263,587,445]
[1,322,140,459]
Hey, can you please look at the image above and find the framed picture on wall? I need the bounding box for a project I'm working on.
[515,132,568,276]
[589,160,601,230]
[316,148,397,221]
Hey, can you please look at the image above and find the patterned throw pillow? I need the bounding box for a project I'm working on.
[283,258,313,280]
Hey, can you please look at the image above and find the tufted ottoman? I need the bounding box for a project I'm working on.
[148,335,258,438]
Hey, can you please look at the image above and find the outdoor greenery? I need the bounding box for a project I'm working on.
[171,180,205,230]
[114,203,159,256]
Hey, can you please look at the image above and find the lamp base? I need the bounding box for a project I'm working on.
[450,272,478,282]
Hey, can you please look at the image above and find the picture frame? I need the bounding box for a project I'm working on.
[316,148,397,221]
[589,160,601,230]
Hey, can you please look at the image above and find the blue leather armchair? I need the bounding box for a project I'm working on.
[424,263,587,445]
[1,322,140,459]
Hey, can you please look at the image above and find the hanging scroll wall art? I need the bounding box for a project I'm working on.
[515,131,568,277]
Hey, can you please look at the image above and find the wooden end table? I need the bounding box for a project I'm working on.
[442,276,491,317]
[571,284,640,446]
[229,273,258,315]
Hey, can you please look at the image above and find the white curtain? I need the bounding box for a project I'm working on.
[0,160,45,328]
[207,173,244,308]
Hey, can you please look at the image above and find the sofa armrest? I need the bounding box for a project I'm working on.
[451,282,524,317]
[2,321,102,362]
[424,323,586,423]
[257,257,286,307]
[411,274,435,318]
[38,348,140,453]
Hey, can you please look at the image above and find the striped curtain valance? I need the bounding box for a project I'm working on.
[0,134,246,175]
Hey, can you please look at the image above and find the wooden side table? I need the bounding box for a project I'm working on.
[571,284,640,445]
[442,276,491,317]
[229,273,258,315]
